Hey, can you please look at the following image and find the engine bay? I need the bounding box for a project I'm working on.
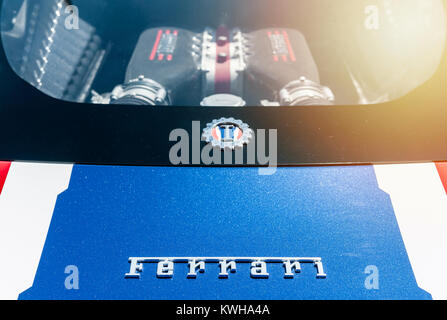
[1,0,446,106]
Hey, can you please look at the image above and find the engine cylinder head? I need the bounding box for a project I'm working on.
[110,76,171,106]
[280,77,334,106]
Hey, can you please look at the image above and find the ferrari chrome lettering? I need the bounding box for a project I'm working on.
[250,260,269,279]
[156,260,174,278]
[219,259,237,278]
[125,257,326,279]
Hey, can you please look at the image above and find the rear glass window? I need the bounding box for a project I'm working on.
[1,0,446,107]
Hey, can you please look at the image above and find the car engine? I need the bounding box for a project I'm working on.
[1,0,445,106]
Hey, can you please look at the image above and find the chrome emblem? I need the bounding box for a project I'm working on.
[125,256,327,279]
[202,118,253,150]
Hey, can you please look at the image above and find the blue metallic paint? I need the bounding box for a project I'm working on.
[20,165,429,299]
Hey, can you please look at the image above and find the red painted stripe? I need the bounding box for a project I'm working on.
[212,127,219,141]
[0,161,11,195]
[435,162,447,195]
[214,26,231,93]
[282,30,296,62]
[149,29,163,61]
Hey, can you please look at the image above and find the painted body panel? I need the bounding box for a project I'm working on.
[11,165,434,299]
[1,163,446,299]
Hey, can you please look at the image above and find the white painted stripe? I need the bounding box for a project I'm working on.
[374,163,447,300]
[0,162,73,300]
[1,162,445,299]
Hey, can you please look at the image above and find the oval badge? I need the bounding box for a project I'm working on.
[202,118,253,150]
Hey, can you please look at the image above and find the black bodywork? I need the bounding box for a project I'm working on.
[0,0,447,166]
